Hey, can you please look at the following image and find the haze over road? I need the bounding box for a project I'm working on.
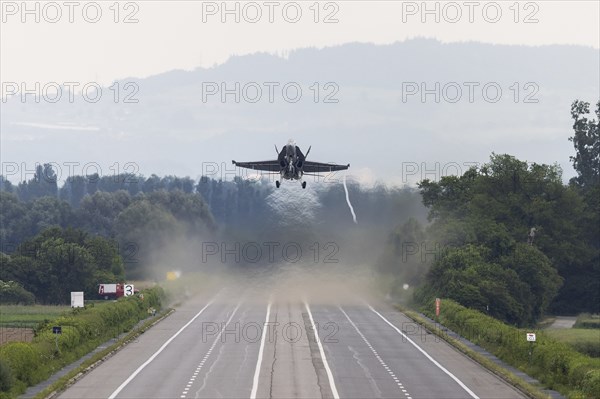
[59,287,524,399]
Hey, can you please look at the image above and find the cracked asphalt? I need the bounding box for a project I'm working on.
[58,288,525,399]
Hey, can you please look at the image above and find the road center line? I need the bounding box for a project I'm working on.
[304,301,340,399]
[368,305,480,399]
[107,298,216,399]
[250,301,272,399]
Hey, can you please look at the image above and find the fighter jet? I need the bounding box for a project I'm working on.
[232,139,350,189]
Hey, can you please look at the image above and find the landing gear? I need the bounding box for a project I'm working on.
[276,181,280,188]
[302,181,306,189]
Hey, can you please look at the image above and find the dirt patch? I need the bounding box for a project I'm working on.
[0,327,34,345]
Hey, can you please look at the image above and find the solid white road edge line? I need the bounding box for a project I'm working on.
[368,305,480,399]
[304,301,340,399]
[250,301,272,399]
[107,298,216,399]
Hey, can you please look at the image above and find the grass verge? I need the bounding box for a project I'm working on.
[397,305,551,399]
[574,314,600,330]
[34,307,174,399]
[546,329,600,358]
[0,287,164,398]
[416,299,600,398]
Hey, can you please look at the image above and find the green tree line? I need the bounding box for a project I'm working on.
[407,100,599,324]
[0,188,216,303]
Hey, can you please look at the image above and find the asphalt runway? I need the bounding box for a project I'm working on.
[59,288,524,399]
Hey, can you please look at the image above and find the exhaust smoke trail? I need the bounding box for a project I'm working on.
[343,175,358,224]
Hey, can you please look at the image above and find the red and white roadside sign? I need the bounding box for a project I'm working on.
[435,298,441,317]
[526,332,536,342]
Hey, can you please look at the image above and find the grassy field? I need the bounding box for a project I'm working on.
[0,304,71,328]
[0,305,72,346]
[545,328,600,357]
[574,313,600,329]
[0,301,111,328]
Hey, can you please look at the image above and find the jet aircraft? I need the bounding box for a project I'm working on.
[232,139,350,188]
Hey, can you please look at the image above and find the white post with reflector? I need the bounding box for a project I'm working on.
[526,332,536,364]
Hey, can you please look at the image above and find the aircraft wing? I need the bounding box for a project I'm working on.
[232,160,281,172]
[303,161,350,173]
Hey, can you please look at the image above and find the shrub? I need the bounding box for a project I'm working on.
[0,343,38,385]
[0,287,165,397]
[0,359,14,392]
[421,299,600,398]
[574,313,600,329]
[0,281,35,305]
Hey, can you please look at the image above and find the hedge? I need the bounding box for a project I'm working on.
[0,287,164,398]
[422,299,600,399]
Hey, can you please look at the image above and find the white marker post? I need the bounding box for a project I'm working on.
[52,326,62,352]
[526,332,536,364]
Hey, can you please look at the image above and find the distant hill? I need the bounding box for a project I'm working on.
[2,39,598,184]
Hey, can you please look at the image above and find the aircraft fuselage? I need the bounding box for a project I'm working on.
[278,141,305,181]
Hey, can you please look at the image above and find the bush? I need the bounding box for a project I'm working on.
[581,369,600,398]
[0,281,35,305]
[421,299,600,398]
[574,313,600,329]
[0,287,164,397]
[0,343,38,386]
[572,341,600,358]
[0,359,14,392]
[546,329,600,358]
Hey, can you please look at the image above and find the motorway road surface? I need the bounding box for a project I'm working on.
[59,288,525,399]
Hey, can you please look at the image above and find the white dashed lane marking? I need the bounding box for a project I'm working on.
[339,307,413,399]
[108,298,216,399]
[368,305,479,399]
[179,303,241,398]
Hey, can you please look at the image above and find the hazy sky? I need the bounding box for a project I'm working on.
[2,1,599,89]
[1,1,599,187]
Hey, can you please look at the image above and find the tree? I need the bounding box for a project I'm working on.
[113,199,181,278]
[16,164,58,201]
[416,245,526,324]
[22,197,74,239]
[499,243,562,322]
[415,154,592,321]
[0,175,14,193]
[0,192,27,249]
[146,190,215,233]
[77,190,132,236]
[59,175,87,207]
[2,228,126,304]
[0,280,35,304]
[569,100,600,190]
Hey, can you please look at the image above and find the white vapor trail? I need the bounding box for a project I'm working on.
[343,175,358,224]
